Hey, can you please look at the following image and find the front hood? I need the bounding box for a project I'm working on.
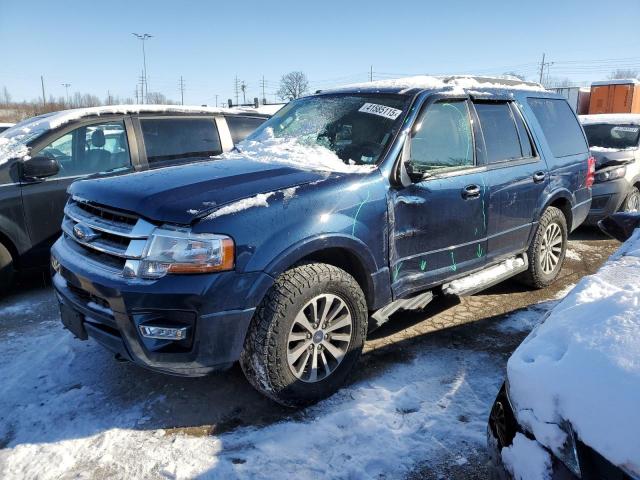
[69,157,330,224]
[590,148,636,169]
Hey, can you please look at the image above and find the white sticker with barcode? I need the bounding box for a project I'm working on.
[358,103,402,120]
[613,126,639,133]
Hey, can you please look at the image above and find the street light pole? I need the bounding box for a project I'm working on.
[62,83,71,106]
[132,33,152,104]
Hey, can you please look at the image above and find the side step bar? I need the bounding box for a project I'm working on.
[370,290,434,330]
[442,254,528,297]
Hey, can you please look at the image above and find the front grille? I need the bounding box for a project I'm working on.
[63,197,156,275]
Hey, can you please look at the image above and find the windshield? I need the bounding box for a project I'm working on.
[241,93,411,170]
[583,123,640,150]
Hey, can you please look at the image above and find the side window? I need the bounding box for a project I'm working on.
[474,102,522,163]
[527,98,588,158]
[225,116,266,144]
[510,104,534,158]
[140,117,222,167]
[38,121,131,177]
[409,100,473,173]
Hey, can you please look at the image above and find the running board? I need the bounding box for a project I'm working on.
[370,290,434,330]
[442,254,528,297]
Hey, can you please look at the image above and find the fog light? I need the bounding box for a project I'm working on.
[139,325,189,340]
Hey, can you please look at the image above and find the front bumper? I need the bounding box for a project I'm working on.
[584,178,630,226]
[51,235,274,376]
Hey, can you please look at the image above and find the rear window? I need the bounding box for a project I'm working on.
[527,98,588,157]
[474,102,522,163]
[583,123,640,150]
[140,117,222,167]
[225,116,266,144]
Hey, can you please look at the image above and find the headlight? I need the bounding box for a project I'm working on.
[595,165,626,183]
[129,228,234,279]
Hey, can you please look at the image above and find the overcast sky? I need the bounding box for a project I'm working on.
[1,0,639,105]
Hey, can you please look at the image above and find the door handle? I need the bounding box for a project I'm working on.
[461,184,481,199]
[533,171,546,183]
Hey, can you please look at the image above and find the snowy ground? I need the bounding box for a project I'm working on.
[0,231,618,479]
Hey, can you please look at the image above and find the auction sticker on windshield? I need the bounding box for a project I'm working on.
[358,103,403,120]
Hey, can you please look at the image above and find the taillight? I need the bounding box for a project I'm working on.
[586,156,596,188]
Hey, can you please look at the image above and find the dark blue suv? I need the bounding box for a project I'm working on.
[51,76,593,406]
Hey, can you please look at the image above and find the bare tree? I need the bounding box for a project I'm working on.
[1,86,11,105]
[277,71,309,101]
[146,92,177,104]
[609,69,639,80]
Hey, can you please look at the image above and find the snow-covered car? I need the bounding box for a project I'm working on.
[487,212,640,479]
[0,122,14,134]
[580,114,640,223]
[0,106,269,290]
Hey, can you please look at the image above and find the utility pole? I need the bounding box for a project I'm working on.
[260,75,266,105]
[61,83,71,105]
[132,33,153,103]
[215,94,218,107]
[234,76,240,107]
[370,65,373,82]
[40,75,46,107]
[538,53,554,86]
[134,84,139,103]
[138,72,145,104]
[179,76,185,105]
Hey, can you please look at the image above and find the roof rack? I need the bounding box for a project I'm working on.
[441,75,543,88]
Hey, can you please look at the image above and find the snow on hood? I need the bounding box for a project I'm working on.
[580,113,640,126]
[506,228,640,475]
[338,75,546,95]
[227,127,376,173]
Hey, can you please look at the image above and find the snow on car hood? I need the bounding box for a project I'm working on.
[506,228,640,476]
[69,156,332,224]
[227,127,377,174]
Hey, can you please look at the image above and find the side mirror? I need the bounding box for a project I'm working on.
[598,212,640,242]
[22,156,60,179]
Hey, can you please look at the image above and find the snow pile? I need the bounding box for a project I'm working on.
[229,127,376,173]
[579,113,640,126]
[507,228,640,475]
[589,145,637,152]
[205,192,275,220]
[338,75,545,94]
[501,433,552,480]
[0,135,29,166]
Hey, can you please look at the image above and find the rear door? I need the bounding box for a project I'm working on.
[389,96,488,297]
[20,118,134,265]
[472,100,547,262]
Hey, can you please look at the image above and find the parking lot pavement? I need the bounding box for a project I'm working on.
[0,228,619,479]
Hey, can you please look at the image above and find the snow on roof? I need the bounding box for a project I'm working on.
[23,104,250,131]
[0,122,14,127]
[592,79,640,86]
[331,75,546,94]
[236,104,285,115]
[506,228,640,476]
[579,113,640,125]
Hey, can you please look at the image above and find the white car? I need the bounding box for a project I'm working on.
[579,114,640,224]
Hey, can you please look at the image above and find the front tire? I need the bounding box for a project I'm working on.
[519,206,568,289]
[240,263,367,407]
[0,242,15,295]
[621,186,640,213]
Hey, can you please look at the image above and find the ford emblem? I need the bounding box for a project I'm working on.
[73,223,100,242]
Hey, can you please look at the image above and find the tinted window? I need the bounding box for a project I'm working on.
[140,117,222,167]
[410,100,473,172]
[37,121,131,177]
[511,104,534,158]
[583,123,640,149]
[474,102,521,163]
[527,98,588,157]
[226,116,266,144]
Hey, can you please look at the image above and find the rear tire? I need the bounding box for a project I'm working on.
[240,263,367,407]
[621,186,640,213]
[0,242,15,295]
[518,206,567,289]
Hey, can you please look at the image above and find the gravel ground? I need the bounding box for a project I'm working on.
[0,227,619,479]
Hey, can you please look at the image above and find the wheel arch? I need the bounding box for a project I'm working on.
[541,190,573,230]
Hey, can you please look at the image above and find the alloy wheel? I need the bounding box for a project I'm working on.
[539,222,563,274]
[286,293,353,383]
